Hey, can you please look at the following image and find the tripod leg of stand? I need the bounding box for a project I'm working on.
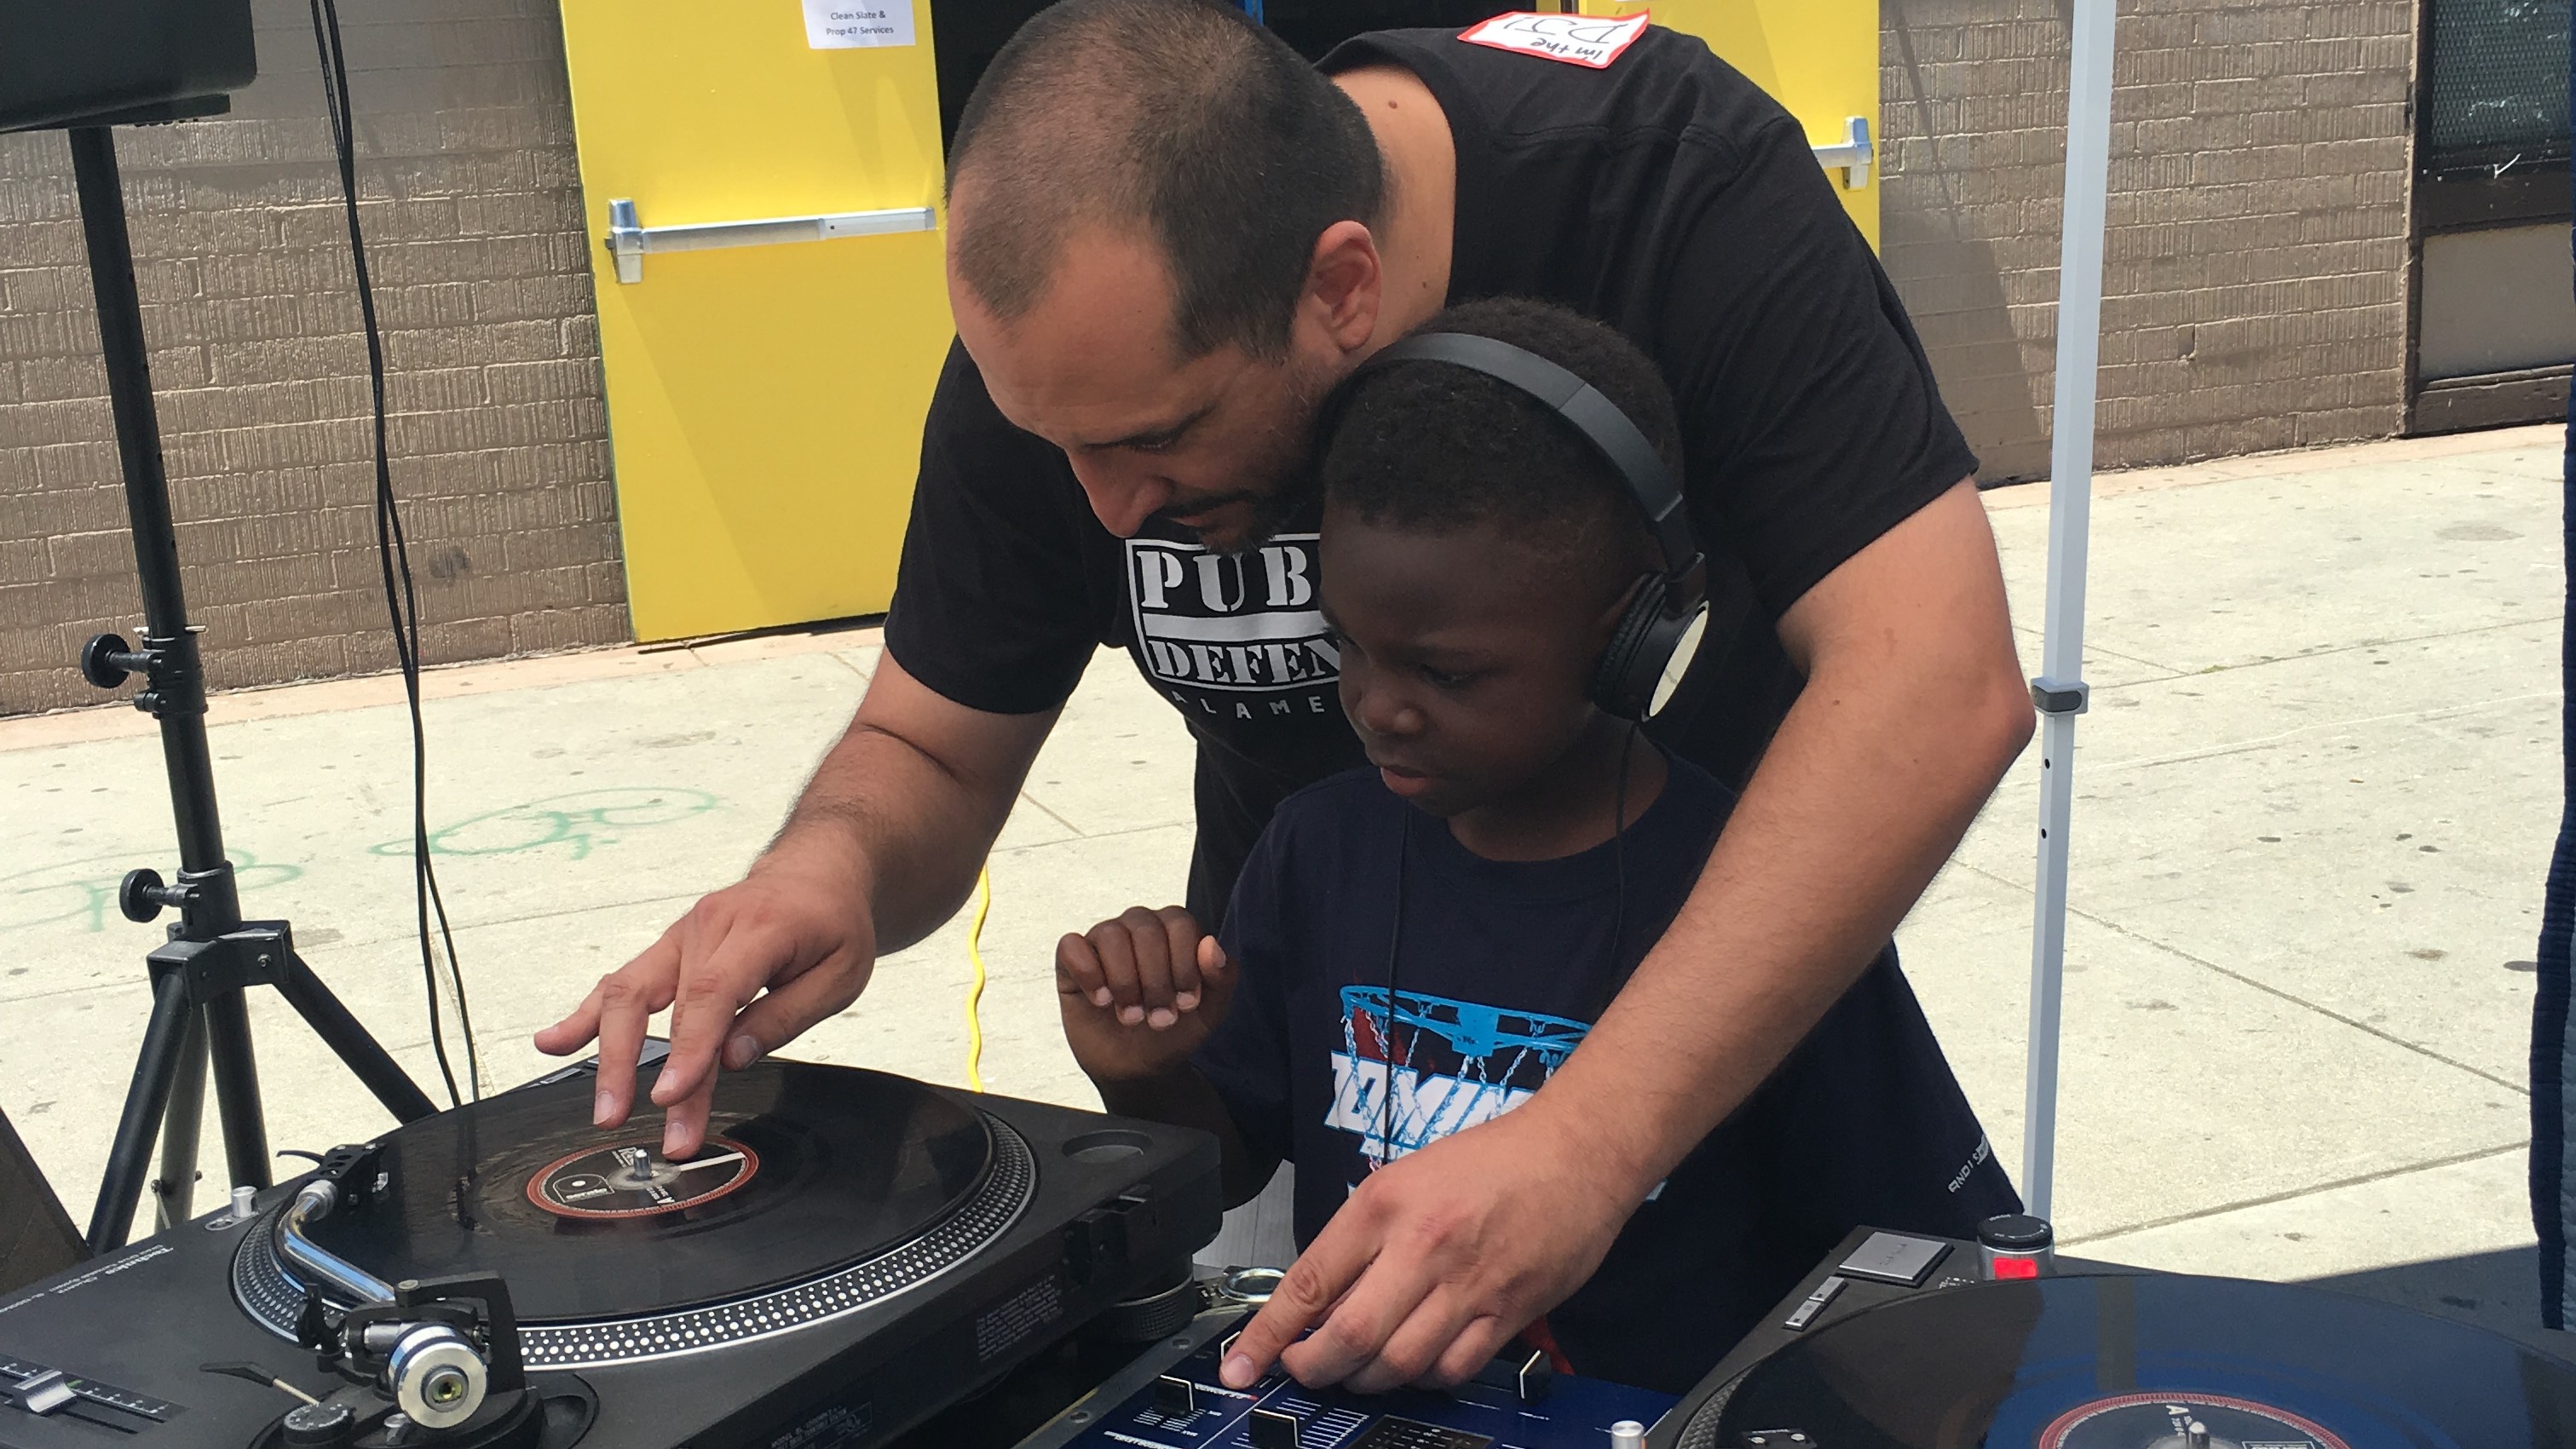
[279,952,441,1123]
[203,991,273,1193]
[149,1010,208,1233]
[88,969,196,1254]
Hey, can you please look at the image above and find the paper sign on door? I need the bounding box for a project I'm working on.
[804,0,914,49]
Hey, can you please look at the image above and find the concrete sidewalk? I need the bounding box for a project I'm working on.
[2,423,2563,1349]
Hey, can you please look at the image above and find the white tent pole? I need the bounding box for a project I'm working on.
[2023,0,2119,1222]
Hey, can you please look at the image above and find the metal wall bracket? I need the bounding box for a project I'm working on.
[1812,117,1874,191]
[604,198,938,284]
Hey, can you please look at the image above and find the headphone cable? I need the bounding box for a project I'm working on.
[1611,720,1636,987]
[1375,726,1642,1170]
[1376,810,1409,1171]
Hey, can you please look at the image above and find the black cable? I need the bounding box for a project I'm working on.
[1375,729,1643,1168]
[1611,721,1637,983]
[308,0,478,1107]
[1377,809,1409,1174]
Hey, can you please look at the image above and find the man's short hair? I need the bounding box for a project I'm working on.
[1319,297,1683,598]
[946,0,1385,361]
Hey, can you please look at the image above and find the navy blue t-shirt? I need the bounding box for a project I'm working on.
[1193,762,2018,1393]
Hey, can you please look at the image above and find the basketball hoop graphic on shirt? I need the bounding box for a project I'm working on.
[1328,986,1590,1164]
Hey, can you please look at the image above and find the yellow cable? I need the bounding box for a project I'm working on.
[964,866,992,1092]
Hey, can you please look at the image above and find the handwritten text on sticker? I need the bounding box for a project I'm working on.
[1458,11,1651,70]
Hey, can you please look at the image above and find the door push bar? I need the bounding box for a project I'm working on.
[603,198,937,284]
[1811,117,1872,191]
[603,116,1860,286]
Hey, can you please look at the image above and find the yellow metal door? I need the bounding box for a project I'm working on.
[558,0,953,641]
[1578,1,1881,247]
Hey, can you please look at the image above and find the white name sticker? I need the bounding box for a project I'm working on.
[1458,10,1651,69]
[804,0,914,49]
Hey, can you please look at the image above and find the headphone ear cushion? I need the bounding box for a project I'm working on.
[1592,572,1670,720]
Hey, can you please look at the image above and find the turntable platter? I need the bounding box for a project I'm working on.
[232,1063,1036,1367]
[1706,1273,2576,1449]
[293,1062,990,1318]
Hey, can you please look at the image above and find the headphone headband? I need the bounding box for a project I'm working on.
[1327,331,1699,578]
[1317,326,1713,721]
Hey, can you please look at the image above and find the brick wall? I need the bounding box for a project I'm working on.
[1,1,2426,712]
[1881,0,2416,481]
[0,0,625,716]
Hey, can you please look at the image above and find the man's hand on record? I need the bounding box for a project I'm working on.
[535,838,879,1158]
[1218,1099,1637,1394]
[1057,907,1232,1084]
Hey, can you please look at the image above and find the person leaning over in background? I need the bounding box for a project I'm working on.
[539,0,2034,1394]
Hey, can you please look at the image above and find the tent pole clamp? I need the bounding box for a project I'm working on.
[2030,677,2089,716]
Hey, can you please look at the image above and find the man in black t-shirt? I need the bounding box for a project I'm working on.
[540,0,2034,1393]
[1055,299,2016,1392]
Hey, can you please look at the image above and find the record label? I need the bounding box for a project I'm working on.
[527,1136,760,1219]
[2042,1392,2349,1449]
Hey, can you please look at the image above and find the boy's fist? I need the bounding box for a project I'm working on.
[1057,906,1232,1084]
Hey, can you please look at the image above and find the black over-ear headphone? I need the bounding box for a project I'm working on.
[1319,331,1711,720]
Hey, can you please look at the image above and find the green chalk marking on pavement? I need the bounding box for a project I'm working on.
[376,788,720,861]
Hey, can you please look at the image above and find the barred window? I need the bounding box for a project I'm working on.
[2423,0,2573,178]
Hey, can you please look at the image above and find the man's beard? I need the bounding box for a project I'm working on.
[1162,359,1333,556]
[1209,442,1322,555]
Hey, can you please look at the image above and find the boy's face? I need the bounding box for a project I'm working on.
[1320,504,1624,820]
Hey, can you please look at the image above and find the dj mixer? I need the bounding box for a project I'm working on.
[1017,1311,1674,1449]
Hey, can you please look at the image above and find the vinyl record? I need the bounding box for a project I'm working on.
[283,1061,996,1321]
[1710,1274,2576,1449]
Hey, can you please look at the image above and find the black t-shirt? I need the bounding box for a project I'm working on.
[884,23,1978,921]
[1191,762,2018,1392]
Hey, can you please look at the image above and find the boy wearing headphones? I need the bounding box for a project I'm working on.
[1056,299,2014,1391]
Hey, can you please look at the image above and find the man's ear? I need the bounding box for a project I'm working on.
[1303,220,1383,354]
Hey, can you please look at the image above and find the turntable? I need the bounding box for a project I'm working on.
[1652,1226,2576,1449]
[0,1060,1219,1449]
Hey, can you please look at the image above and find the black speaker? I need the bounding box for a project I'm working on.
[0,0,257,133]
[0,1104,84,1295]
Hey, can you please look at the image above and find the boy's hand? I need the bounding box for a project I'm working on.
[1057,906,1233,1084]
